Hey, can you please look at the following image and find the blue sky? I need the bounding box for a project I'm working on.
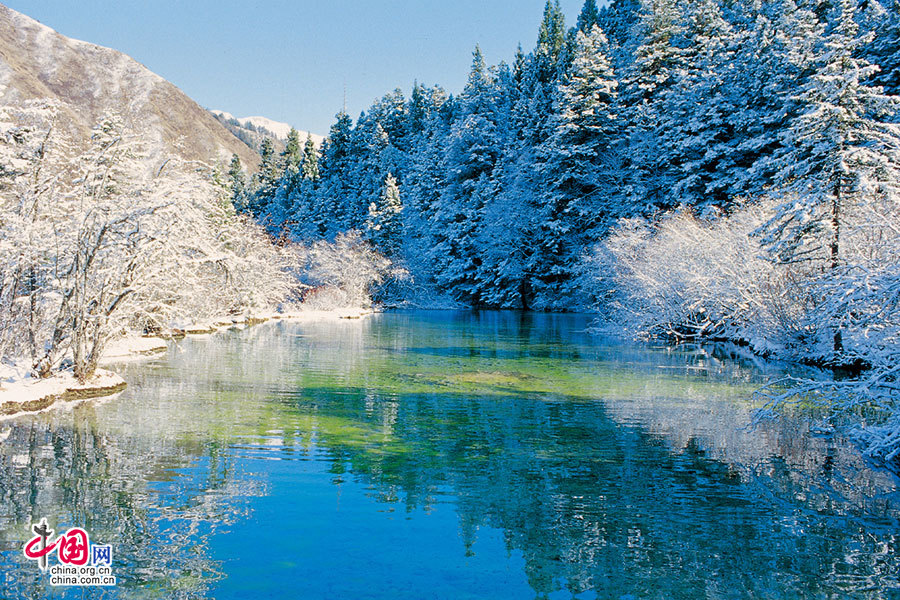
[8,1,591,135]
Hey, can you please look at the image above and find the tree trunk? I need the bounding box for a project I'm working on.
[831,182,843,355]
[520,276,531,311]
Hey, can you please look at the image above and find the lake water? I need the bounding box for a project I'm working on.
[1,311,898,599]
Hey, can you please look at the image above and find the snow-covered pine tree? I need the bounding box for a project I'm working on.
[728,0,825,204]
[472,60,536,309]
[268,164,301,237]
[536,0,568,83]
[273,133,322,240]
[599,0,642,50]
[282,128,303,171]
[266,129,307,236]
[627,0,683,102]
[227,154,247,212]
[367,173,403,257]
[760,0,900,356]
[864,0,900,99]
[516,1,569,158]
[314,111,355,237]
[724,0,793,201]
[619,0,685,215]
[402,88,451,294]
[429,46,502,304]
[564,0,602,71]
[368,88,409,153]
[301,133,319,181]
[247,138,282,219]
[468,7,575,308]
[576,0,601,33]
[659,0,739,212]
[346,116,390,231]
[532,24,619,309]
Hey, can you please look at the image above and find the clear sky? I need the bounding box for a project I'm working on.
[7,1,593,136]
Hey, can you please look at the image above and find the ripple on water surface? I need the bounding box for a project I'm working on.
[0,311,898,599]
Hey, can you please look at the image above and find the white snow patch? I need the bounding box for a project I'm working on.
[0,360,33,387]
[210,109,324,146]
[239,116,294,140]
[211,110,235,121]
[0,369,125,420]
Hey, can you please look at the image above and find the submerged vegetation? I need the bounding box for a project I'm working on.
[3,313,897,598]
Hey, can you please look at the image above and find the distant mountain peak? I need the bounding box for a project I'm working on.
[209,110,324,151]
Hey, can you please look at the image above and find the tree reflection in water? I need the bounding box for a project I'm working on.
[0,311,897,599]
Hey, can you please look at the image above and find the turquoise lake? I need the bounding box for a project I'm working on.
[0,310,898,599]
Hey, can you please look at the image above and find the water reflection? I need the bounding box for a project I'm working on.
[0,311,898,599]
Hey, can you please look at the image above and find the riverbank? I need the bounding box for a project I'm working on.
[0,307,373,419]
[0,369,127,420]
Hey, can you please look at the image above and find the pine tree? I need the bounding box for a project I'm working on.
[347,115,390,230]
[227,154,246,212]
[248,138,282,217]
[619,0,685,214]
[564,0,603,73]
[467,60,533,308]
[301,133,320,180]
[599,0,642,49]
[429,47,503,303]
[530,1,569,145]
[536,0,567,82]
[761,0,900,354]
[282,128,303,171]
[724,0,793,201]
[532,25,620,309]
[315,111,355,236]
[576,0,601,33]
[269,168,301,236]
[659,0,739,211]
[628,0,683,100]
[403,92,451,291]
[263,129,306,235]
[865,0,900,98]
[367,173,403,257]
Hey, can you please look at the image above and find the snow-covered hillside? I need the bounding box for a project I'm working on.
[211,110,324,146]
[0,4,258,168]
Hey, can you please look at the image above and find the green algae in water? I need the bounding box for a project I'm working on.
[0,310,898,600]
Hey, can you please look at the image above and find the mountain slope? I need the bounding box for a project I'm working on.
[0,4,258,168]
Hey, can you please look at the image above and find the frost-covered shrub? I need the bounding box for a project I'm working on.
[774,193,900,467]
[0,104,303,380]
[299,286,355,311]
[820,192,900,368]
[299,231,392,310]
[590,199,822,355]
[594,193,900,467]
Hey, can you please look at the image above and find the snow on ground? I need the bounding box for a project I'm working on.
[238,116,294,140]
[0,368,125,420]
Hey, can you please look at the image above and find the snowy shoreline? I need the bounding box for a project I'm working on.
[0,307,373,420]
